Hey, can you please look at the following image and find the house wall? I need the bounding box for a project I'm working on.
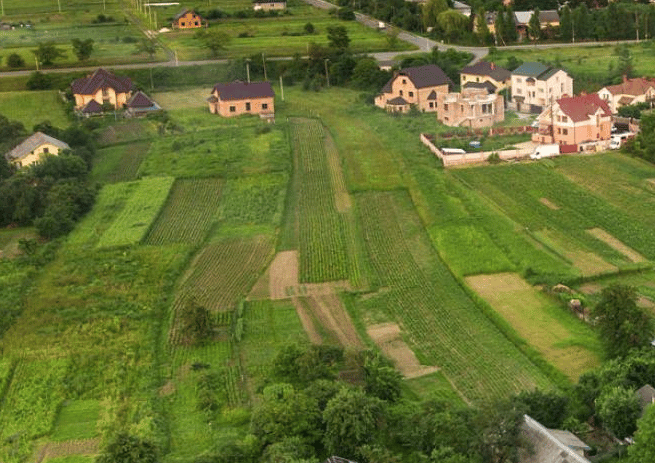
[532,110,611,145]
[174,12,203,28]
[74,88,130,109]
[253,2,286,10]
[460,73,509,92]
[598,87,655,114]
[11,142,63,168]
[376,74,448,112]
[436,90,504,128]
[512,70,572,111]
[210,95,275,117]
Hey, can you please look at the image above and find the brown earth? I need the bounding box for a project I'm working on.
[367,323,439,379]
[587,228,646,263]
[268,250,300,300]
[324,128,352,213]
[579,282,602,294]
[539,198,560,210]
[300,294,363,349]
[35,438,100,463]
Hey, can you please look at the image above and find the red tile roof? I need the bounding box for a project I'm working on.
[604,77,655,97]
[71,68,132,95]
[557,94,611,122]
[211,81,275,100]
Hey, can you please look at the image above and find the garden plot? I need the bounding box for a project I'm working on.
[466,273,600,380]
[295,293,363,349]
[587,228,646,263]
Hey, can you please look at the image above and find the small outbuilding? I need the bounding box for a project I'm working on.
[125,91,162,117]
[252,0,287,10]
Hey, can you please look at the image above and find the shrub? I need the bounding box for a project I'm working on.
[26,71,53,90]
[7,53,25,68]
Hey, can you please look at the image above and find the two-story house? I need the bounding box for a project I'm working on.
[533,94,611,146]
[207,81,275,121]
[172,9,205,29]
[511,62,572,113]
[460,61,511,94]
[71,68,133,112]
[597,76,655,113]
[436,88,505,128]
[374,64,453,113]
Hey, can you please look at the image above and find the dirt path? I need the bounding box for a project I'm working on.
[324,128,352,213]
[292,297,323,344]
[268,250,300,300]
[539,198,559,210]
[302,294,363,349]
[587,228,646,263]
[367,323,439,379]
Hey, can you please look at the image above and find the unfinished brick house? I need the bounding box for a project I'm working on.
[172,9,205,29]
[436,88,505,128]
[375,64,452,113]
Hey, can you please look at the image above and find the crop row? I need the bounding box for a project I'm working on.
[145,178,225,246]
[96,176,174,249]
[290,119,350,283]
[218,173,288,227]
[0,357,68,462]
[356,191,552,403]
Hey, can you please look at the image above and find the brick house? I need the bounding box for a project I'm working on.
[511,62,572,113]
[460,61,511,94]
[436,88,505,128]
[71,68,133,112]
[533,94,611,145]
[4,132,70,168]
[207,81,275,120]
[172,9,205,29]
[375,64,452,113]
[514,10,559,40]
[597,76,655,114]
[253,0,287,11]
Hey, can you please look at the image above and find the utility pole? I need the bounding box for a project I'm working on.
[262,52,267,81]
[246,59,251,83]
[324,58,330,87]
[35,56,39,71]
[280,75,284,101]
[1,0,4,16]
[57,0,61,13]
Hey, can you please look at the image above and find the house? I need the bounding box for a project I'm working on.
[453,0,471,17]
[436,88,505,128]
[519,415,592,463]
[207,81,275,121]
[125,91,162,117]
[71,68,133,111]
[514,10,559,40]
[460,61,511,94]
[4,132,70,168]
[637,384,655,413]
[253,0,287,11]
[533,94,612,146]
[597,76,655,113]
[172,9,205,29]
[511,62,572,113]
[375,64,453,113]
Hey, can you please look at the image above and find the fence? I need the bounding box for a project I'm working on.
[420,133,532,167]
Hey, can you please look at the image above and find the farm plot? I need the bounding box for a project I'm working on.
[453,163,655,270]
[218,173,288,228]
[0,357,68,463]
[138,124,290,179]
[145,178,224,245]
[466,273,600,380]
[51,400,101,441]
[0,91,68,128]
[96,176,174,249]
[289,118,358,283]
[91,141,152,184]
[355,190,552,403]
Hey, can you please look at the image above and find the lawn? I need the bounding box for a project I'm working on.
[0,91,69,129]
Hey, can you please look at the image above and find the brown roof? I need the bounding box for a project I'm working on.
[211,81,275,100]
[382,64,452,92]
[604,77,655,97]
[557,94,611,122]
[71,68,132,96]
[174,8,202,20]
[126,91,156,108]
[5,132,70,162]
[463,81,498,93]
[461,61,511,82]
[387,96,409,105]
[81,99,103,114]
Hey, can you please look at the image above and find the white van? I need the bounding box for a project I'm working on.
[610,132,633,150]
[530,144,560,160]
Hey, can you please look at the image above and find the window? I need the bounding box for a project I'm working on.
[246,102,251,111]
[195,21,199,26]
[399,90,403,96]
[409,91,414,97]
[43,147,49,154]
[562,128,568,135]
[230,106,236,112]
[460,105,464,112]
[476,77,480,82]
[262,103,268,110]
[561,116,568,122]
[444,104,449,110]
[557,128,561,134]
[402,79,406,84]
[181,21,185,26]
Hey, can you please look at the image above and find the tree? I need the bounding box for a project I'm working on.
[363,351,402,402]
[178,297,213,345]
[559,6,572,42]
[422,0,448,30]
[7,53,25,68]
[327,25,350,51]
[494,9,506,45]
[95,433,158,463]
[437,10,469,43]
[628,404,655,462]
[511,389,569,428]
[0,156,13,180]
[351,57,391,91]
[475,9,492,45]
[304,22,315,34]
[71,38,94,61]
[615,44,634,79]
[528,8,541,41]
[385,26,400,49]
[135,38,158,59]
[323,387,383,457]
[593,284,653,359]
[26,71,54,90]
[596,386,641,438]
[33,41,66,66]
[195,29,231,58]
[504,7,518,43]
[478,400,527,463]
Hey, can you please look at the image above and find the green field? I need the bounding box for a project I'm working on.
[0,90,69,129]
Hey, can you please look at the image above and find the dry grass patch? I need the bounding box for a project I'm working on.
[587,228,646,263]
[539,198,559,210]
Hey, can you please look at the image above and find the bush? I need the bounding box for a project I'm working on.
[121,36,138,43]
[26,71,54,90]
[7,53,25,68]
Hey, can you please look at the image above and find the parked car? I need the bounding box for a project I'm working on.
[530,144,560,160]
[609,132,634,150]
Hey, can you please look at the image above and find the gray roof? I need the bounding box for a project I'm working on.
[637,385,655,410]
[463,81,498,93]
[5,132,70,162]
[381,64,452,93]
[513,62,566,81]
[514,10,559,25]
[519,415,591,463]
[461,61,511,82]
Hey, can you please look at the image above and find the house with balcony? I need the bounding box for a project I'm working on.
[460,61,511,94]
[71,68,133,112]
[511,62,572,113]
[532,94,611,147]
[375,64,453,113]
[597,76,655,113]
[436,88,505,128]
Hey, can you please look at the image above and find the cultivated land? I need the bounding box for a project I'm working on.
[1,8,655,458]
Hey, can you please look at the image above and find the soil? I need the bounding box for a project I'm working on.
[159,380,176,397]
[302,294,363,349]
[324,129,352,213]
[291,297,323,344]
[587,228,646,263]
[367,323,439,379]
[579,282,602,294]
[268,250,300,300]
[35,438,100,463]
[539,198,560,210]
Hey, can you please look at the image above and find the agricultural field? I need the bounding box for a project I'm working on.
[91,140,152,183]
[0,91,69,128]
